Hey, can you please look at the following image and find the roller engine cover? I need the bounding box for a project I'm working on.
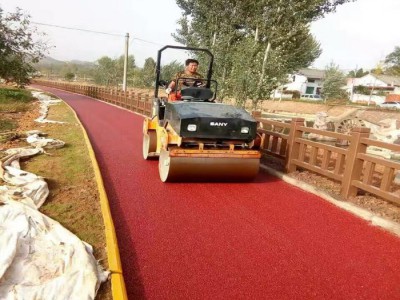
[164,102,257,141]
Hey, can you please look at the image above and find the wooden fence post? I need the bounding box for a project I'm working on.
[285,118,305,173]
[341,127,371,199]
[94,87,98,98]
[252,111,262,119]
[105,88,110,103]
[122,91,127,108]
[98,87,103,100]
[116,90,121,106]
[111,89,116,104]
[127,91,133,110]
[136,93,142,112]
[144,94,150,116]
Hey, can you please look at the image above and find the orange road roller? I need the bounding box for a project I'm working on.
[143,45,261,182]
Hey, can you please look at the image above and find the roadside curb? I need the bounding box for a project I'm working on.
[65,102,128,300]
[260,164,400,237]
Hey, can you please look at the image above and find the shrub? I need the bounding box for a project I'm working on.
[0,88,32,103]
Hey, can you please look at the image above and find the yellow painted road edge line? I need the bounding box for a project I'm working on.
[64,102,128,300]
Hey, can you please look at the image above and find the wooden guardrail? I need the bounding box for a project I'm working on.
[253,111,400,205]
[33,81,399,205]
[32,80,153,117]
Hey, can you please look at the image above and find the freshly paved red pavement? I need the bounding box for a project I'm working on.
[35,86,400,300]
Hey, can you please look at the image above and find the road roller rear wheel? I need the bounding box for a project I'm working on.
[159,148,260,182]
[143,130,157,159]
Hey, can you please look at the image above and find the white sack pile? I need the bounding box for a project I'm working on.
[0,191,109,299]
[26,132,65,149]
[1,148,47,208]
[30,91,65,124]
[0,96,109,299]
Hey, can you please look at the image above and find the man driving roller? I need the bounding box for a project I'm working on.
[166,58,203,101]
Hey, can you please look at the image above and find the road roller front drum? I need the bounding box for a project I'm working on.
[143,130,157,159]
[159,148,260,182]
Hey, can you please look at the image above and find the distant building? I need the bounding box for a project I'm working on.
[346,73,400,104]
[292,68,325,95]
[348,74,400,93]
[272,68,325,99]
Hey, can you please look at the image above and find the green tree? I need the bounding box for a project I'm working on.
[0,7,47,86]
[93,55,135,87]
[93,56,117,86]
[322,63,347,100]
[142,58,156,86]
[133,57,156,88]
[384,46,400,76]
[64,72,75,81]
[160,60,184,83]
[353,85,370,95]
[370,61,384,75]
[347,68,368,78]
[174,0,355,107]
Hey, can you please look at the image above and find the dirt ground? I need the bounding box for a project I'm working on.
[0,102,40,149]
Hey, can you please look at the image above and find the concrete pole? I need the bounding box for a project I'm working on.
[368,77,377,106]
[350,79,354,103]
[122,33,129,92]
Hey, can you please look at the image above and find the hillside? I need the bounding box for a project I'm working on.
[34,57,96,79]
[35,57,96,68]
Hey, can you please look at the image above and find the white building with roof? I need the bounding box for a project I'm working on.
[349,74,400,92]
[273,68,325,99]
[347,73,400,104]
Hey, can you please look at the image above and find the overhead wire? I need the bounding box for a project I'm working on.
[131,37,163,46]
[32,21,164,46]
[31,22,124,37]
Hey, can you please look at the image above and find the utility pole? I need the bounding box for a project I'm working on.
[368,76,377,106]
[122,32,129,92]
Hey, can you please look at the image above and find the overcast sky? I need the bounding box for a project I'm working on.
[1,0,399,71]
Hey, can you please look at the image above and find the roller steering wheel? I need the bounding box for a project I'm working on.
[193,80,204,87]
[182,80,204,87]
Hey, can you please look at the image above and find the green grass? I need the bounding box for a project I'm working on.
[0,87,33,136]
[31,98,91,182]
[0,87,34,112]
[0,88,32,102]
[0,119,17,131]
[20,99,108,257]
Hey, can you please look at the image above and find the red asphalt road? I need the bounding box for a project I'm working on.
[35,86,400,300]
